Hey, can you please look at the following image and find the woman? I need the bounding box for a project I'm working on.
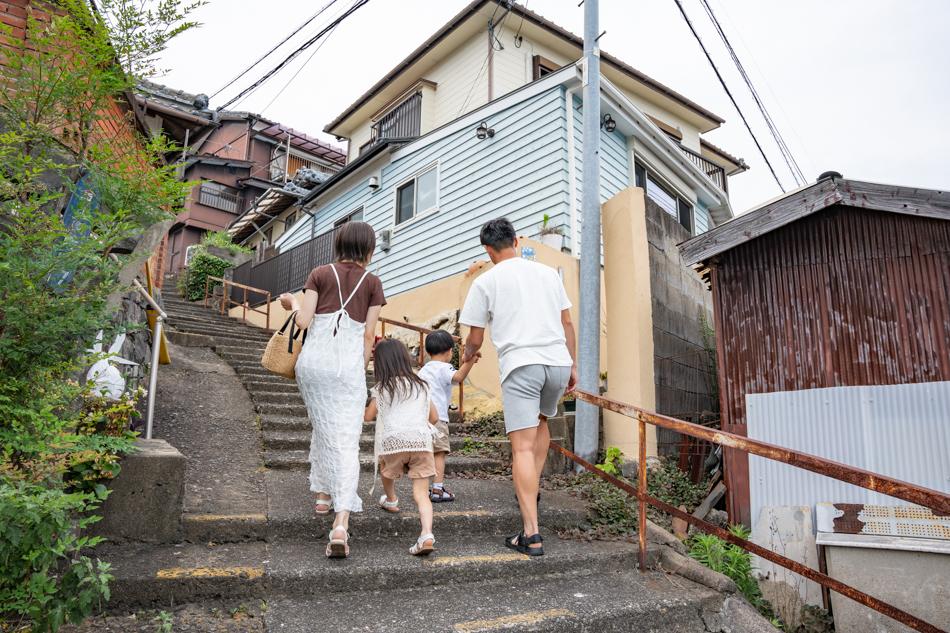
[279,221,384,559]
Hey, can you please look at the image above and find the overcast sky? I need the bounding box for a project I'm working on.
[157,0,950,214]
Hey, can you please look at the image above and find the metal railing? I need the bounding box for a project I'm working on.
[231,224,342,300]
[679,146,727,192]
[360,92,422,155]
[379,317,464,419]
[131,278,166,441]
[198,183,242,213]
[556,389,950,633]
[203,276,272,330]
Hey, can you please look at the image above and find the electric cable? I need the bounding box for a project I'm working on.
[217,0,371,111]
[210,0,342,100]
[698,0,805,185]
[457,1,513,115]
[671,0,786,193]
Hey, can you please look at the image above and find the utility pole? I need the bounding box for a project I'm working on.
[575,0,601,464]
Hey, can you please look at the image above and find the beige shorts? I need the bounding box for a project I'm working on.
[432,421,451,454]
[379,451,436,480]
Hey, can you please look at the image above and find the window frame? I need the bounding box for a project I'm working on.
[391,163,440,230]
[634,160,695,235]
[532,55,560,80]
[334,207,364,228]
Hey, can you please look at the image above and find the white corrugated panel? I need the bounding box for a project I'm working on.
[747,381,950,532]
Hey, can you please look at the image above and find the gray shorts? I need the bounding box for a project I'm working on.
[501,364,572,434]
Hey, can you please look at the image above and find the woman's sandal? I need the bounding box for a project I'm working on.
[378,495,400,513]
[314,497,332,516]
[409,533,435,556]
[326,525,349,559]
[504,531,544,557]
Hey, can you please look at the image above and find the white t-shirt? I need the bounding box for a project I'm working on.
[419,360,454,422]
[459,257,573,383]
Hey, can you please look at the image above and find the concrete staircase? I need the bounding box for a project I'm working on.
[82,286,760,632]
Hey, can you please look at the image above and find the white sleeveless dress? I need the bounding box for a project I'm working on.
[295,265,371,513]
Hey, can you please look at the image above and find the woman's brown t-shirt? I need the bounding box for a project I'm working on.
[303,262,385,323]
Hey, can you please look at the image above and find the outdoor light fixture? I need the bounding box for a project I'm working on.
[475,121,495,140]
[601,114,617,133]
[368,176,379,190]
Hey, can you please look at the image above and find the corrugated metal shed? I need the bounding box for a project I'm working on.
[679,177,950,524]
[747,382,950,531]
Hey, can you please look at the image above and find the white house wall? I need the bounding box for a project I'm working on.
[429,32,492,130]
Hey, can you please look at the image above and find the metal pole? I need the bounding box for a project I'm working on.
[145,316,163,440]
[574,0,602,464]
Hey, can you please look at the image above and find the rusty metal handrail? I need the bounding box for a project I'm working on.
[378,316,464,419]
[203,276,272,330]
[560,388,950,633]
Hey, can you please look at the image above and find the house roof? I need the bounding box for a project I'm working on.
[324,0,724,137]
[298,138,409,207]
[700,138,749,175]
[227,186,304,243]
[680,175,950,267]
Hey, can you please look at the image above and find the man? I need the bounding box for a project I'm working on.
[460,218,577,556]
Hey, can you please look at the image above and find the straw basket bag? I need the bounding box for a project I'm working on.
[261,312,307,379]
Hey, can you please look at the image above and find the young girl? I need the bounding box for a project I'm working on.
[364,339,440,556]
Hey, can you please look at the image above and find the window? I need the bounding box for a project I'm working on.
[532,55,560,80]
[395,166,438,226]
[198,181,241,213]
[264,226,273,244]
[284,210,297,228]
[334,207,363,228]
[635,162,694,234]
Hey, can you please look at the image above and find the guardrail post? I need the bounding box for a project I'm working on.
[458,382,464,420]
[242,286,248,325]
[638,415,647,572]
[204,277,210,308]
[145,316,163,440]
[266,293,271,330]
[381,321,386,339]
[418,332,425,366]
[220,281,226,316]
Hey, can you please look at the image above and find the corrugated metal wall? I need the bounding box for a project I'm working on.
[747,381,950,531]
[711,207,950,524]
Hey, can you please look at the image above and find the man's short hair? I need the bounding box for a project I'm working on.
[479,218,516,250]
[425,329,455,356]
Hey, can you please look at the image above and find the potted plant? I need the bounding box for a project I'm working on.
[538,213,564,250]
[562,392,576,413]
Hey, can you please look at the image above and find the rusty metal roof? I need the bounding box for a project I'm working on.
[680,176,950,266]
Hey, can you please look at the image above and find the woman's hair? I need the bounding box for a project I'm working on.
[373,338,428,403]
[424,329,455,356]
[334,221,376,263]
[479,217,516,250]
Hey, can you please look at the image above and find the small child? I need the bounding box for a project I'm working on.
[419,330,480,503]
[365,339,440,556]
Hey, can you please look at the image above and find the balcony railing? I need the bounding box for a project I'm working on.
[359,92,422,155]
[679,146,727,193]
[230,224,343,302]
[198,183,242,213]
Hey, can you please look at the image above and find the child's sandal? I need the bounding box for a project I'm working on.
[410,533,435,556]
[378,495,400,513]
[429,487,455,503]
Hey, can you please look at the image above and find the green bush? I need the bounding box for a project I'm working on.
[202,230,253,256]
[181,250,231,301]
[688,525,767,612]
[595,446,624,476]
[0,482,113,632]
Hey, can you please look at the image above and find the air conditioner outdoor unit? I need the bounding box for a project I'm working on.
[379,229,392,252]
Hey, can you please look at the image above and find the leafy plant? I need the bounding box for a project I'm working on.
[180,251,231,301]
[466,411,506,438]
[458,437,487,456]
[538,213,563,236]
[688,525,768,613]
[153,610,174,633]
[596,446,624,476]
[202,230,253,256]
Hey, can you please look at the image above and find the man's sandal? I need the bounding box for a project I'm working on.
[326,525,349,559]
[410,533,435,556]
[505,531,544,557]
[378,495,400,513]
[429,487,455,503]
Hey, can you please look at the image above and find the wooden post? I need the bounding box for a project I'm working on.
[242,287,248,324]
[220,281,226,316]
[638,415,647,572]
[204,277,210,308]
[418,332,425,366]
[265,293,271,330]
[458,382,465,419]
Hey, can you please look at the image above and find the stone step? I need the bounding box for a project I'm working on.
[250,391,305,405]
[243,381,299,394]
[168,324,271,343]
[260,415,468,435]
[181,512,268,544]
[98,534,663,611]
[267,472,589,541]
[264,430,466,452]
[263,450,503,474]
[263,565,720,633]
[255,402,309,417]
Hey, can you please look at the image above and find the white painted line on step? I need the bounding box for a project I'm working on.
[426,552,529,566]
[184,513,266,523]
[155,566,263,580]
[453,609,574,631]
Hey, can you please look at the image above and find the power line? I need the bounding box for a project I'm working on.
[210,0,342,100]
[457,2,513,116]
[217,0,371,111]
[671,0,787,193]
[256,19,342,114]
[697,0,805,186]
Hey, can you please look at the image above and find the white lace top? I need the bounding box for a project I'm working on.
[372,379,434,459]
